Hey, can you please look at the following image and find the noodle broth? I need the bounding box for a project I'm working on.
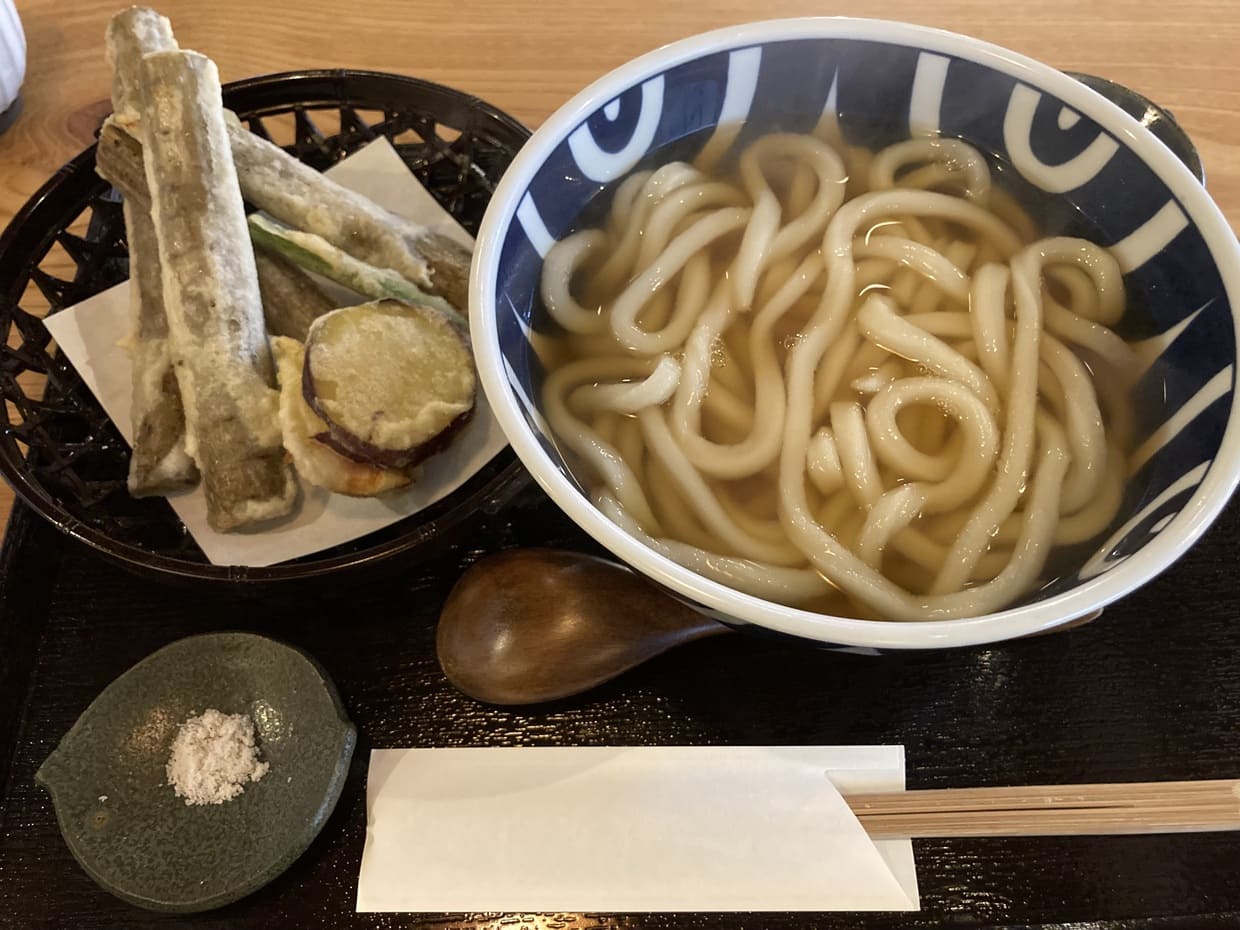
[535,129,1146,621]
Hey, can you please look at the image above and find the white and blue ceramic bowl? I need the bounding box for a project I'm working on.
[471,18,1240,649]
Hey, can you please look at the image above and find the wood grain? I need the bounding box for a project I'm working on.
[846,780,1240,837]
[0,0,1238,533]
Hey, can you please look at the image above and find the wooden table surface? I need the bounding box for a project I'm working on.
[0,0,1238,531]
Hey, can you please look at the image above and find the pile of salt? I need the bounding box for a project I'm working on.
[165,709,269,806]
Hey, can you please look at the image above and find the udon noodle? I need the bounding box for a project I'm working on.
[539,131,1137,620]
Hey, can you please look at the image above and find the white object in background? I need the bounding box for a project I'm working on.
[356,745,920,912]
[0,0,25,126]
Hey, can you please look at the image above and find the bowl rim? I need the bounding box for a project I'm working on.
[471,16,1240,648]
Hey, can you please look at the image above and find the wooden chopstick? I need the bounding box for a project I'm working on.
[845,780,1240,813]
[843,780,1240,838]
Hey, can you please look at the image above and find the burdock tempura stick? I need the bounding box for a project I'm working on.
[138,49,295,531]
[225,125,472,313]
[111,113,472,313]
[252,249,338,341]
[96,119,338,342]
[105,6,198,494]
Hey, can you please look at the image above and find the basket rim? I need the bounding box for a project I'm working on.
[0,68,530,583]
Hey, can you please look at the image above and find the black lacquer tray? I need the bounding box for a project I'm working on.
[0,70,530,585]
[0,490,1238,929]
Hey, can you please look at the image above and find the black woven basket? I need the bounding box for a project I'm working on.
[0,70,531,584]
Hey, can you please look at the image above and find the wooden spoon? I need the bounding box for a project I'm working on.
[436,549,1104,705]
[436,548,729,705]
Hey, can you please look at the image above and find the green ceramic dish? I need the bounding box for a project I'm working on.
[35,632,356,913]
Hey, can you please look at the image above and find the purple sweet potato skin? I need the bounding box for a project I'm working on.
[309,407,474,469]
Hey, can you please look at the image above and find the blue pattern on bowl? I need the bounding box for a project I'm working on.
[481,26,1239,636]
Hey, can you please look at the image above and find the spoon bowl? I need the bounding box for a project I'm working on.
[437,548,729,704]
